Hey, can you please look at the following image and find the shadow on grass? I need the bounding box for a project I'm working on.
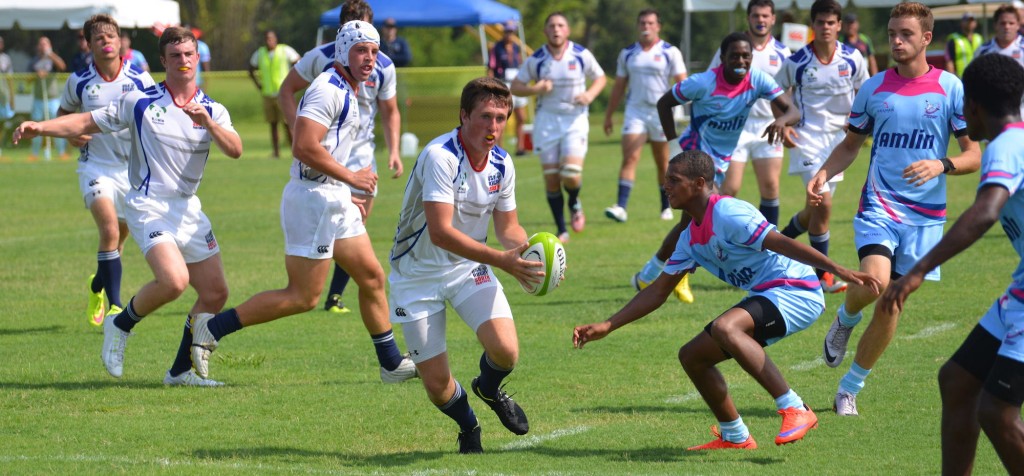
[0,380,164,390]
[191,446,447,467]
[0,325,63,336]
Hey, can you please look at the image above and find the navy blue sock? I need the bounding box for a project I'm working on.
[90,271,103,294]
[565,186,581,212]
[209,308,243,341]
[113,298,143,332]
[810,232,830,278]
[659,185,670,211]
[781,213,806,239]
[616,179,633,208]
[759,198,780,226]
[97,250,123,308]
[169,314,194,376]
[546,190,566,234]
[371,329,405,370]
[327,264,351,298]
[476,352,513,398]
[438,381,479,432]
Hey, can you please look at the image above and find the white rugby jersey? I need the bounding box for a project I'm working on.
[616,39,687,108]
[292,66,361,186]
[91,82,236,198]
[775,42,868,133]
[709,37,791,119]
[61,59,156,168]
[294,45,396,152]
[389,128,516,277]
[974,35,1024,67]
[517,41,605,115]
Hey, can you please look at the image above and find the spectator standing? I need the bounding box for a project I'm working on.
[841,12,879,76]
[380,18,411,67]
[487,20,528,156]
[29,36,67,161]
[119,32,149,72]
[945,13,982,77]
[70,31,93,72]
[248,30,300,159]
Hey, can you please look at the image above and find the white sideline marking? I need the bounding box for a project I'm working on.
[0,454,346,474]
[902,322,956,340]
[501,425,590,450]
[665,392,702,404]
[790,351,852,371]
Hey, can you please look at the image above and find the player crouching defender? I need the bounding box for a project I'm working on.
[573,150,879,450]
[388,77,546,453]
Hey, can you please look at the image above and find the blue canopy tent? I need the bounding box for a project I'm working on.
[319,0,522,65]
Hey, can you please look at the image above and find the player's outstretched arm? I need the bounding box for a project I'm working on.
[277,69,310,132]
[12,112,100,145]
[603,76,628,136]
[903,135,981,187]
[763,92,800,144]
[880,184,1010,314]
[762,230,881,294]
[183,104,242,159]
[510,78,551,97]
[573,271,680,349]
[656,91,683,141]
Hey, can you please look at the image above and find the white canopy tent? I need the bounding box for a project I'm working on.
[0,0,180,29]
[681,0,961,66]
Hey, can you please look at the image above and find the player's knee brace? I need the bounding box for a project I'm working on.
[560,164,583,180]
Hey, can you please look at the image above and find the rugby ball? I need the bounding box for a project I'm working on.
[520,232,567,296]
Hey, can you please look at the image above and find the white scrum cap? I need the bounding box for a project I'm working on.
[335,20,380,67]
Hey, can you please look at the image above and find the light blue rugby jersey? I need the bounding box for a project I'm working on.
[849,67,968,226]
[663,195,820,293]
[671,67,783,180]
[979,124,1024,303]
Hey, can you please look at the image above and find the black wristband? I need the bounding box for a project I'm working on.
[940,158,955,174]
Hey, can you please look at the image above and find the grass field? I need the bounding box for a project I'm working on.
[0,89,1016,474]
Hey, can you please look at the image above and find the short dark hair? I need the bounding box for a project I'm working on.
[963,53,1024,117]
[891,2,934,33]
[158,26,197,56]
[637,8,660,24]
[747,0,775,16]
[84,14,119,42]
[669,150,716,185]
[545,12,568,26]
[340,0,373,25]
[720,31,752,58]
[810,0,842,23]
[994,4,1021,24]
[460,77,513,123]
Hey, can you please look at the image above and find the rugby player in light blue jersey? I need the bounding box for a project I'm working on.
[630,31,800,305]
[575,150,878,450]
[880,52,1024,476]
[807,2,982,416]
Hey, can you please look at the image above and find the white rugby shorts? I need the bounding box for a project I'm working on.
[621,104,667,142]
[125,192,219,263]
[77,161,130,219]
[533,111,589,165]
[731,116,783,164]
[281,179,365,259]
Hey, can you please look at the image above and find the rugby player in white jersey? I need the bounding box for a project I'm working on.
[709,0,791,226]
[775,0,868,294]
[278,0,403,314]
[512,12,606,244]
[603,8,687,224]
[56,14,156,327]
[389,77,543,453]
[14,26,243,386]
[973,5,1024,117]
[188,21,417,385]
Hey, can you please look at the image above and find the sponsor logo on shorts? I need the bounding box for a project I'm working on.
[395,307,408,317]
[149,231,164,239]
[472,264,491,285]
[206,231,218,250]
[316,245,329,254]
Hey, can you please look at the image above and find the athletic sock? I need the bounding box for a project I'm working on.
[839,362,871,396]
[90,269,103,294]
[208,308,243,341]
[638,254,666,283]
[327,264,351,299]
[97,250,123,308]
[659,185,670,211]
[774,389,805,410]
[616,179,633,209]
[546,191,566,234]
[565,186,582,212]
[113,298,143,332]
[781,213,806,238]
[809,232,830,278]
[371,329,405,371]
[759,198,780,226]
[476,352,512,397]
[837,303,862,328]
[438,380,479,432]
[169,314,194,376]
[719,416,749,443]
